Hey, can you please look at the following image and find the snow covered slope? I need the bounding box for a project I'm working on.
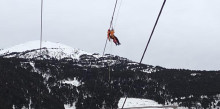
[118,98,181,109]
[0,40,90,59]
[118,98,163,109]
[0,40,163,73]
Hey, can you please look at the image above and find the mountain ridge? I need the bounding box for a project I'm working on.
[0,56,219,109]
[1,41,220,109]
[0,40,163,73]
[0,40,90,60]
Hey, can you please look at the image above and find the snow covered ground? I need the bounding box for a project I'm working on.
[118,98,179,109]
[64,103,76,109]
[62,78,81,87]
[64,98,178,109]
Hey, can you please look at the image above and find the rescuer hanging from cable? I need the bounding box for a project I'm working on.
[107,29,121,46]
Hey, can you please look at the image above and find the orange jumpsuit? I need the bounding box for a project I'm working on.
[107,29,120,45]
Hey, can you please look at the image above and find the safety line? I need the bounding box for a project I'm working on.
[103,0,119,56]
[100,1,119,107]
[109,0,119,29]
[121,0,167,108]
[103,38,108,56]
[113,0,123,29]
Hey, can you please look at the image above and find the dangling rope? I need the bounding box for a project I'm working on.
[103,38,108,56]
[100,1,119,107]
[40,0,43,56]
[93,1,119,106]
[103,0,119,56]
[109,41,113,82]
[121,0,167,108]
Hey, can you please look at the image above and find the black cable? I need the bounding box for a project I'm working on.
[121,0,167,108]
[99,1,119,108]
[103,38,108,56]
[38,0,43,108]
[140,0,166,64]
[103,0,119,56]
[113,0,123,29]
[109,0,119,29]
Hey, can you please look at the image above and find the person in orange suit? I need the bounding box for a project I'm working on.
[107,29,120,45]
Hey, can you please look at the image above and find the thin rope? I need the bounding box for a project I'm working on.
[109,0,119,29]
[121,0,167,108]
[101,0,118,102]
[113,0,123,29]
[109,41,113,82]
[108,42,113,108]
[103,38,108,56]
[103,0,119,56]
[40,0,43,56]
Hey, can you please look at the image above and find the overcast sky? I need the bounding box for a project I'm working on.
[0,0,220,70]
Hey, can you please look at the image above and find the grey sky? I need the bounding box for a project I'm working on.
[0,0,220,70]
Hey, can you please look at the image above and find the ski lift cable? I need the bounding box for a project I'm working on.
[139,0,167,64]
[103,38,108,56]
[103,0,119,56]
[121,0,167,109]
[109,0,119,29]
[99,0,120,106]
[101,0,119,107]
[113,0,123,29]
[38,0,44,108]
[40,0,43,56]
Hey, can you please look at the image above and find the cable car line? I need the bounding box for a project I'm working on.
[103,0,119,56]
[40,0,43,56]
[121,0,167,108]
[109,0,119,29]
[113,0,123,29]
[140,0,167,64]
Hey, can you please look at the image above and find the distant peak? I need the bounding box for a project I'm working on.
[0,40,90,60]
[0,40,82,53]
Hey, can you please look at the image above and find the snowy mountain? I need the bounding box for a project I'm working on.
[118,98,164,108]
[0,40,163,73]
[1,41,219,109]
[0,40,90,60]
